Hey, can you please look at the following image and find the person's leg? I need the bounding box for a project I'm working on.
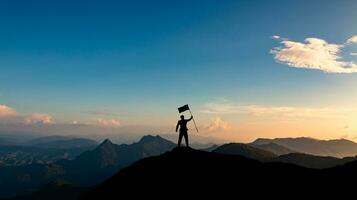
[178,132,183,147]
[184,132,189,147]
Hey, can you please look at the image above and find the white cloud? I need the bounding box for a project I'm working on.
[270,35,288,41]
[24,113,54,125]
[0,104,123,128]
[0,104,54,125]
[271,36,357,73]
[0,105,17,117]
[96,118,121,127]
[71,120,80,125]
[350,53,357,56]
[203,117,231,132]
[346,35,357,45]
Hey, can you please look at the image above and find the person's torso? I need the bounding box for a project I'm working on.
[179,120,188,131]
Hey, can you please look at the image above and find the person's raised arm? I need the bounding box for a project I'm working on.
[187,116,193,121]
[176,121,180,132]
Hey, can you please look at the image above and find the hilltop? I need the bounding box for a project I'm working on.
[84,147,357,198]
[85,147,320,198]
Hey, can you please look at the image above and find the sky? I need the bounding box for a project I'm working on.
[1,0,357,143]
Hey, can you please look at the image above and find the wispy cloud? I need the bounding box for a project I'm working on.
[0,104,54,125]
[71,120,81,125]
[271,35,288,40]
[0,104,122,127]
[23,113,54,125]
[0,105,17,117]
[271,35,281,39]
[346,35,357,45]
[271,35,357,73]
[96,118,121,127]
[202,117,231,132]
[201,100,348,119]
[69,118,121,127]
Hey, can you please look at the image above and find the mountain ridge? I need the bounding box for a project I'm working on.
[251,137,357,157]
[213,143,277,161]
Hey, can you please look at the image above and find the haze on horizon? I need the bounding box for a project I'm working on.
[1,0,357,143]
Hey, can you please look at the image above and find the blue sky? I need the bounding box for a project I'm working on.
[1,0,357,142]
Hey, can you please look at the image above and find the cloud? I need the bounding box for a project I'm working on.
[346,35,357,45]
[71,120,80,125]
[0,104,121,128]
[0,104,54,125]
[271,36,357,73]
[96,118,121,127]
[203,118,231,132]
[350,53,357,56]
[271,35,288,41]
[0,105,17,117]
[201,101,347,119]
[24,113,54,125]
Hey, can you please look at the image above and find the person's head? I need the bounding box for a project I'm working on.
[180,115,184,120]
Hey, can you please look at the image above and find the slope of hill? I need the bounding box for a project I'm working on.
[250,142,296,155]
[209,142,356,169]
[0,163,54,198]
[200,144,219,152]
[252,137,357,158]
[213,143,277,161]
[84,147,357,199]
[271,153,357,169]
[84,147,322,199]
[9,181,85,200]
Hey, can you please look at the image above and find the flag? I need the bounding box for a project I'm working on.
[178,104,190,113]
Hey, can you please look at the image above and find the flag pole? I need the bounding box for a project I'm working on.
[189,109,199,133]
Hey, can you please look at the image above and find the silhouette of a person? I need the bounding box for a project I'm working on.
[176,115,193,147]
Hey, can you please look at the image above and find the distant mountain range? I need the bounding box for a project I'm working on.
[251,137,357,158]
[4,135,357,199]
[0,145,95,166]
[213,142,357,169]
[0,135,176,198]
[27,136,85,145]
[0,136,99,167]
[213,143,276,161]
[27,136,98,149]
[250,142,296,155]
[57,135,176,186]
[272,153,356,169]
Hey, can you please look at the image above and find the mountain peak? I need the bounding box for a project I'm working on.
[99,139,114,147]
[139,135,164,143]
